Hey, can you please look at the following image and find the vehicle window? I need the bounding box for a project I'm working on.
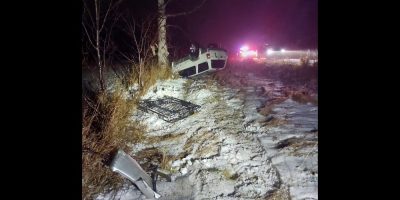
[211,60,225,69]
[179,66,196,77]
[198,62,209,73]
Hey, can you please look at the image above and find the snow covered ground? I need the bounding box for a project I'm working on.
[97,69,318,200]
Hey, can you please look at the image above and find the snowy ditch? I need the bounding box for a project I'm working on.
[97,72,318,200]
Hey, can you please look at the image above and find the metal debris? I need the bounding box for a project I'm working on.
[109,150,161,199]
[138,96,201,123]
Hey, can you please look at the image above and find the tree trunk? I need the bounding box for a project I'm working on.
[157,0,169,68]
[139,63,143,89]
[96,35,105,92]
[95,0,105,92]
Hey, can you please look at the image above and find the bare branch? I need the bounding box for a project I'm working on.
[119,51,135,63]
[166,0,208,18]
[82,22,96,49]
[82,0,95,31]
[99,0,114,32]
[104,12,121,54]
[95,0,100,33]
[126,16,140,56]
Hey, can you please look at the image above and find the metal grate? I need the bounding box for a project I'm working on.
[138,96,201,123]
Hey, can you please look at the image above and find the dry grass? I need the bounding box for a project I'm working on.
[258,104,276,116]
[134,147,177,172]
[205,76,216,87]
[125,61,172,96]
[134,148,163,170]
[289,140,318,156]
[262,64,318,92]
[261,117,288,127]
[184,132,213,152]
[289,140,317,150]
[182,79,194,100]
[144,132,185,145]
[275,137,302,149]
[82,62,172,199]
[195,141,219,158]
[160,153,176,171]
[265,186,291,200]
[174,132,217,160]
[177,131,221,159]
[82,87,146,199]
[139,62,172,95]
[274,137,318,156]
[290,91,318,105]
[279,85,317,105]
[202,95,221,106]
[222,169,239,180]
[270,118,288,126]
[258,97,288,116]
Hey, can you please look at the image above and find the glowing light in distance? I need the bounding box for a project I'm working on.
[240,45,249,51]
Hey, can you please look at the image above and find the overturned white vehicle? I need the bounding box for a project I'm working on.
[172,44,228,77]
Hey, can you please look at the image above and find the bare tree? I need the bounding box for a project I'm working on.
[157,0,208,68]
[82,0,121,92]
[120,15,158,89]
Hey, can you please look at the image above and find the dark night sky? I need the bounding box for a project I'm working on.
[168,0,317,52]
[118,0,317,55]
